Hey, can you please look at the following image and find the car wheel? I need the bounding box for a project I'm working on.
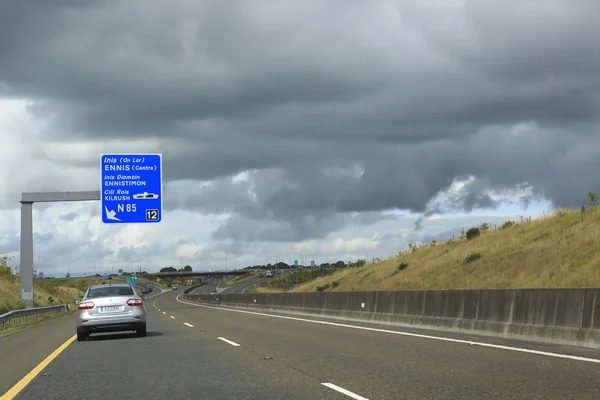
[76,328,88,342]
[136,324,147,337]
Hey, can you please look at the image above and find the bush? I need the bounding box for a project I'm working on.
[465,227,481,240]
[500,221,515,229]
[332,281,340,287]
[463,253,483,264]
[0,255,15,276]
[397,262,408,271]
[316,283,331,292]
[589,192,597,207]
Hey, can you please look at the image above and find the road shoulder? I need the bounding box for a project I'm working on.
[0,312,76,396]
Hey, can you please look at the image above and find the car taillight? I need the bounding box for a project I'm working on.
[127,299,144,307]
[78,301,94,310]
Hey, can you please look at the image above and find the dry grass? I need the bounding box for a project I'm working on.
[281,207,600,293]
[0,276,102,314]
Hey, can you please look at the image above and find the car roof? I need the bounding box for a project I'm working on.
[88,283,132,290]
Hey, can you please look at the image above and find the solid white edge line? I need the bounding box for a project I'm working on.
[322,383,369,400]
[217,337,241,347]
[184,322,194,327]
[170,316,175,319]
[175,293,600,364]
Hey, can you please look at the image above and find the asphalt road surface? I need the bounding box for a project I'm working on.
[2,289,600,399]
[219,275,270,294]
[191,272,276,295]
[220,270,292,294]
[189,278,219,294]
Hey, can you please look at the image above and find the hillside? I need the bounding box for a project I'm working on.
[0,270,102,314]
[257,207,600,293]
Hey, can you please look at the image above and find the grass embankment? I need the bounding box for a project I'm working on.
[260,207,600,293]
[0,276,102,314]
[220,272,258,288]
[252,268,339,293]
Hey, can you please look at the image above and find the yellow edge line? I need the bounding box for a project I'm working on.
[1,334,76,400]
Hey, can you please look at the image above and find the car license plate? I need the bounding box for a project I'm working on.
[99,306,121,313]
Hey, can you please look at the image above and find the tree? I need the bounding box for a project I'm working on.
[183,265,192,272]
[589,192,597,207]
[160,266,177,272]
[0,255,14,275]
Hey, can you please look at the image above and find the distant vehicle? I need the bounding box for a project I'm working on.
[172,285,178,290]
[141,289,149,294]
[265,271,273,278]
[75,283,146,341]
[258,273,265,278]
[275,270,281,275]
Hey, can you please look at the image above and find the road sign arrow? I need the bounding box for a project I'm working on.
[105,206,121,221]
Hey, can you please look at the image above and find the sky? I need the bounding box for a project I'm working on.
[1,0,598,277]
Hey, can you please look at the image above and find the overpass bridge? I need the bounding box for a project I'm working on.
[150,271,248,277]
[141,270,249,285]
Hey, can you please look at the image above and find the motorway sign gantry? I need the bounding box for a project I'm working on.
[101,153,163,224]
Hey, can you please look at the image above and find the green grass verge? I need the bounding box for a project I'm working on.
[0,276,103,314]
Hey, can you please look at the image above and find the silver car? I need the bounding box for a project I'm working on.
[75,283,147,341]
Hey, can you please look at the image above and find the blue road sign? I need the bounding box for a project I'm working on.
[101,154,163,224]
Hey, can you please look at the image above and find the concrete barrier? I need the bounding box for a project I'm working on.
[183,288,600,349]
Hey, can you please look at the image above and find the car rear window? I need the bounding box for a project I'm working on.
[87,286,135,298]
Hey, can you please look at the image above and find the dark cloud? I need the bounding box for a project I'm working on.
[0,236,19,254]
[58,212,78,221]
[33,232,54,245]
[211,211,396,243]
[1,0,599,244]
[116,246,157,262]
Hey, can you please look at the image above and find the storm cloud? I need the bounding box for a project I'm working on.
[0,0,598,272]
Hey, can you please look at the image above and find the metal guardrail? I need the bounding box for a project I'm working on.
[0,304,69,331]
[183,282,208,294]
